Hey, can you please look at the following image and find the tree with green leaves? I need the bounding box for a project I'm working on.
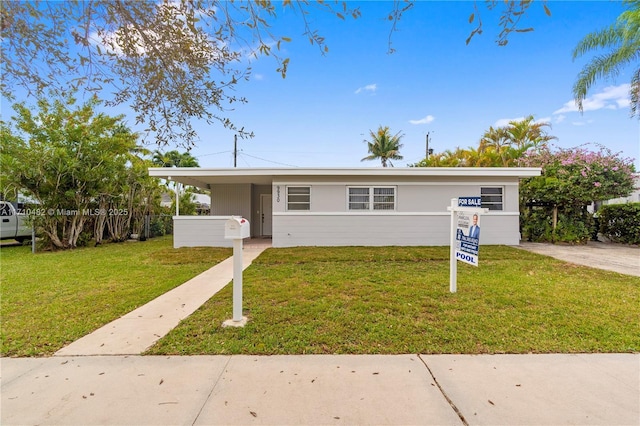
[478,126,511,166]
[361,126,404,167]
[412,147,470,167]
[1,1,551,148]
[0,95,161,248]
[573,0,640,116]
[152,150,199,168]
[479,116,556,166]
[413,116,553,167]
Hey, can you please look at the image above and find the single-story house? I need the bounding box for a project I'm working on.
[147,167,541,248]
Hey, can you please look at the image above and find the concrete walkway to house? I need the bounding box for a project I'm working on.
[516,240,640,277]
[55,240,271,356]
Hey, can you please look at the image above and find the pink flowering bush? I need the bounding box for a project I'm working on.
[519,144,636,243]
[520,145,635,206]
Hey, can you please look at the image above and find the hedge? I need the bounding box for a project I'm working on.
[598,203,640,245]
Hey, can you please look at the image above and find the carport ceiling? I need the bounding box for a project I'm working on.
[148,168,275,188]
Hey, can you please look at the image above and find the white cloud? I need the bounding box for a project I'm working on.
[616,97,631,108]
[494,116,550,128]
[494,117,524,128]
[553,83,630,114]
[355,84,377,94]
[555,114,566,123]
[409,115,435,125]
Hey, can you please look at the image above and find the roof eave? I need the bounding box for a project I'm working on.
[148,167,542,179]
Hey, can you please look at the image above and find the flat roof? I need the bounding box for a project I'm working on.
[148,167,541,188]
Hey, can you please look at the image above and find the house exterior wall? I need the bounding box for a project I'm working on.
[173,216,233,248]
[272,176,522,247]
[210,183,252,225]
[197,183,271,239]
[272,213,519,246]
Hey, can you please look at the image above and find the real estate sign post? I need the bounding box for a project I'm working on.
[448,197,488,293]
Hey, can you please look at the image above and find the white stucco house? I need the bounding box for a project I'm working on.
[148,167,541,248]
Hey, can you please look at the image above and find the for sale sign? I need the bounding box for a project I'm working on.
[447,197,488,293]
[457,196,482,208]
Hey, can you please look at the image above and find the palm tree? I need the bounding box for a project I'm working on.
[572,0,640,116]
[152,150,199,168]
[420,148,467,167]
[480,117,556,166]
[463,146,502,167]
[505,115,557,151]
[480,126,512,166]
[361,126,404,167]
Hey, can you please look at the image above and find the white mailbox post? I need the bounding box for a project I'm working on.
[222,216,250,327]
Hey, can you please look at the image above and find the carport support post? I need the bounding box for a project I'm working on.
[232,238,243,322]
[175,182,180,216]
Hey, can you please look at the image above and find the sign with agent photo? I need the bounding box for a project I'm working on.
[455,211,481,267]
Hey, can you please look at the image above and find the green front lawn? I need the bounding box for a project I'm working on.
[3,241,638,357]
[0,237,231,357]
[147,246,640,355]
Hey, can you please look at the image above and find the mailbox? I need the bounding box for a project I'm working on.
[224,216,250,240]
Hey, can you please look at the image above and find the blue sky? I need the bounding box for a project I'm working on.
[2,1,638,169]
[179,1,638,169]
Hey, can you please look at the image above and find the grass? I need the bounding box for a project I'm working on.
[146,246,640,355]
[3,242,638,357]
[0,237,231,357]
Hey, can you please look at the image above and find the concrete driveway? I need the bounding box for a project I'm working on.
[516,241,640,277]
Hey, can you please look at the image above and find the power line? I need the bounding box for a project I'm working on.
[194,150,232,158]
[239,152,300,167]
[239,154,252,168]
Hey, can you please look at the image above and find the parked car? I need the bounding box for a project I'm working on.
[0,201,32,242]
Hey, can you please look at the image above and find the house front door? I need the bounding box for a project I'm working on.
[260,194,272,236]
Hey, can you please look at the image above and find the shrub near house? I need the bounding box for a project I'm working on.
[598,203,640,245]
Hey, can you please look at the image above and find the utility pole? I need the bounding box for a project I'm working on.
[425,132,433,159]
[233,134,237,168]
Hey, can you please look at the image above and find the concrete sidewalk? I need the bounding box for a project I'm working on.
[2,354,638,425]
[55,246,267,356]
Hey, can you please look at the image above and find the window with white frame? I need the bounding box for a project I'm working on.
[481,187,503,211]
[287,186,310,210]
[348,187,396,211]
